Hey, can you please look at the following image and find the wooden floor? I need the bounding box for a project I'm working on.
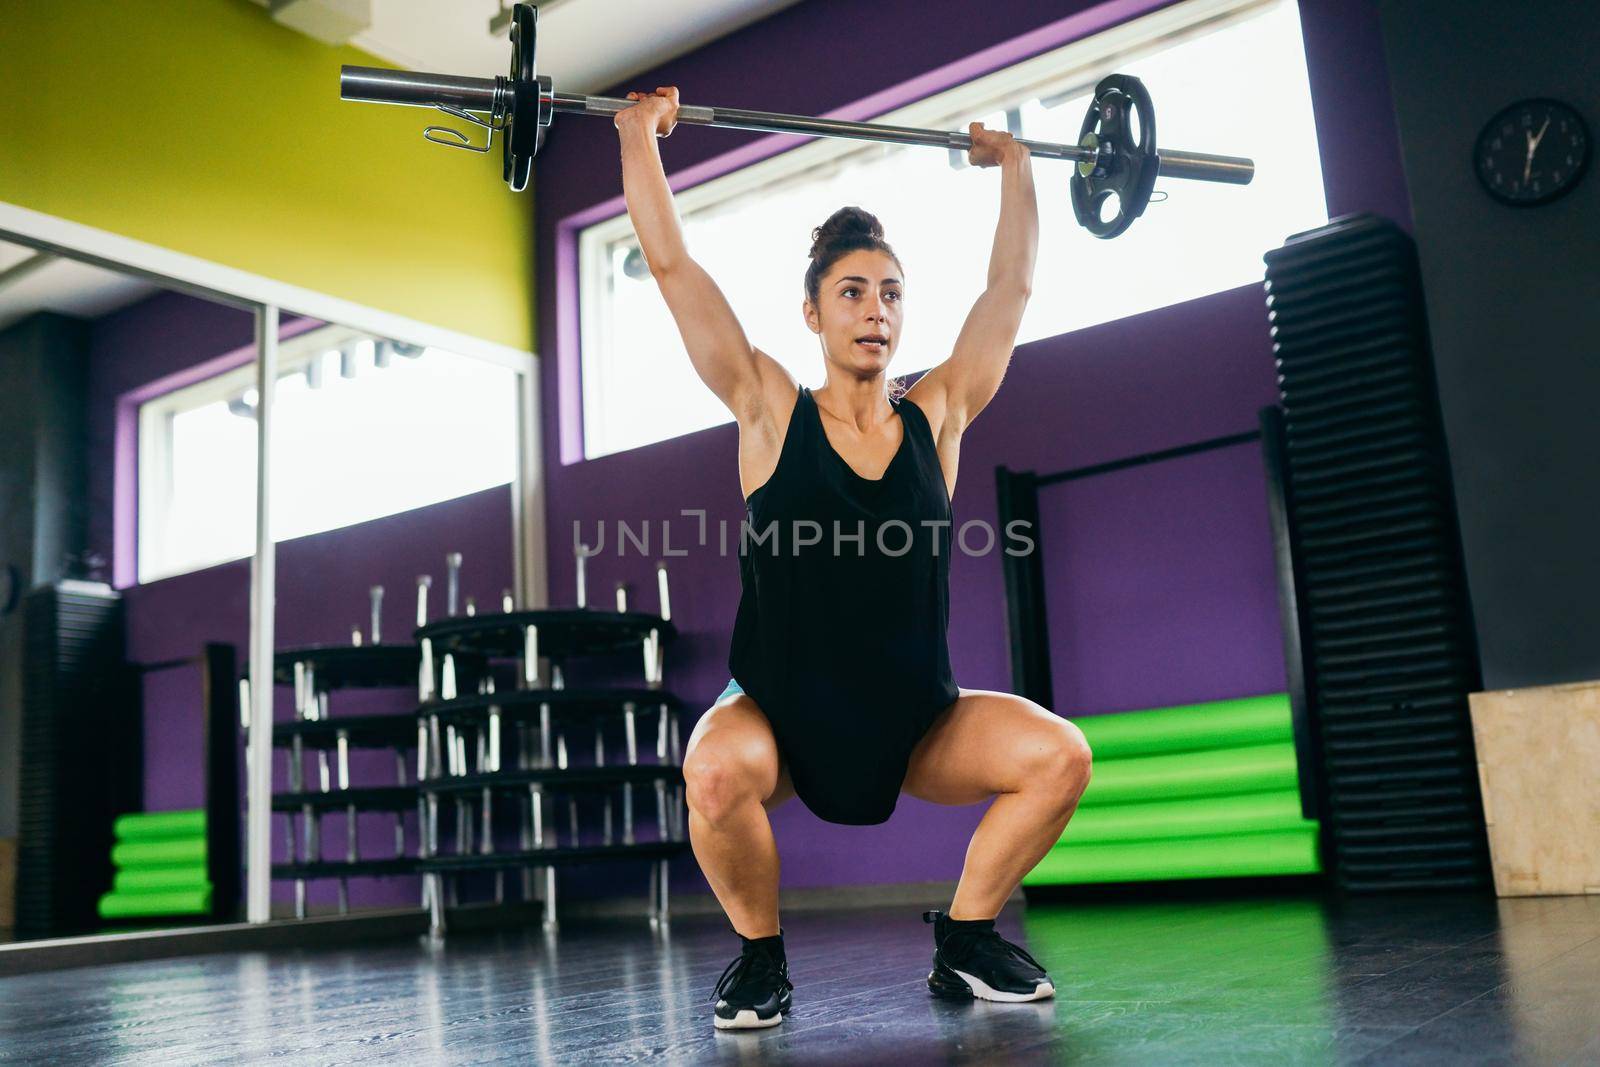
[1,890,1597,1064]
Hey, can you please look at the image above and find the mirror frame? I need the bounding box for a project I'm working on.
[0,202,546,924]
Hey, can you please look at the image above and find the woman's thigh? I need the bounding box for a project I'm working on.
[684,690,796,812]
[901,687,1086,806]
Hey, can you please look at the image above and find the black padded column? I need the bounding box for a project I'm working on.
[1263,215,1489,892]
[1,311,93,925]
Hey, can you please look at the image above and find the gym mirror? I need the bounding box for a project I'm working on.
[0,246,251,942]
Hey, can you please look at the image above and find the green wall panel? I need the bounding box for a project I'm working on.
[111,837,207,868]
[1030,694,1322,885]
[113,810,207,841]
[98,888,213,919]
[1024,829,1320,885]
[113,867,213,893]
[1075,694,1293,759]
[1079,742,1300,807]
[1061,790,1312,845]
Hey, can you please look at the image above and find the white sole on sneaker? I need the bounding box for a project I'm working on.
[714,1009,784,1030]
[951,968,1055,1003]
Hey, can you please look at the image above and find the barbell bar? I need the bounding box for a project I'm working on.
[339,64,1250,183]
[339,3,1254,238]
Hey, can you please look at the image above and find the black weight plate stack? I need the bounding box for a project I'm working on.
[1263,214,1489,892]
[15,583,136,938]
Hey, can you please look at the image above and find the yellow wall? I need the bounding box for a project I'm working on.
[0,1,533,350]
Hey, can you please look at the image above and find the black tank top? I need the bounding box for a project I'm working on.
[728,384,960,825]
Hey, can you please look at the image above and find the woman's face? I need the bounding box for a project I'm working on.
[804,249,904,380]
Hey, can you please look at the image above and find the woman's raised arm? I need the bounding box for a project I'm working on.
[910,123,1039,439]
[616,88,789,422]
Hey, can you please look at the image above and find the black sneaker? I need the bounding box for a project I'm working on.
[712,932,794,1030]
[923,910,1055,1002]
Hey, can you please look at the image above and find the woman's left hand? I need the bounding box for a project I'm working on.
[967,122,1030,168]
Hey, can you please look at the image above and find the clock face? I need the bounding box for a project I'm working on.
[1475,99,1590,205]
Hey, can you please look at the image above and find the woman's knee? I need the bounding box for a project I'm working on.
[683,730,777,824]
[1023,719,1093,806]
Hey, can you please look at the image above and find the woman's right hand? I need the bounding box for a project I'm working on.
[615,86,681,139]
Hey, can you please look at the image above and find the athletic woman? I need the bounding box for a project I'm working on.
[615,87,1093,1031]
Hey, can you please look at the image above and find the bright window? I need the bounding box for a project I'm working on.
[137,326,517,583]
[578,0,1326,460]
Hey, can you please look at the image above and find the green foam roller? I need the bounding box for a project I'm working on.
[1059,790,1313,845]
[97,887,213,919]
[1023,828,1321,886]
[1077,742,1299,807]
[1073,693,1292,761]
[115,867,212,893]
[112,837,207,868]
[114,809,206,841]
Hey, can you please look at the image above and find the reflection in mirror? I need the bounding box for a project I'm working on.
[0,238,528,938]
[255,323,519,919]
[0,242,253,941]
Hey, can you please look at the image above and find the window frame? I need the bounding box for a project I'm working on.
[575,0,1280,461]
[137,323,390,584]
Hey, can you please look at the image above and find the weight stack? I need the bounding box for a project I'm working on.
[15,581,138,938]
[1262,214,1489,892]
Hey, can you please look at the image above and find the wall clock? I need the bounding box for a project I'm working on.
[1474,98,1589,206]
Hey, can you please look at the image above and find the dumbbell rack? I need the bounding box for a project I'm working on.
[264,643,426,919]
[413,607,687,939]
[257,617,688,934]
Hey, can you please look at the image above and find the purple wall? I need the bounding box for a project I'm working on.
[1041,439,1284,713]
[536,0,1412,895]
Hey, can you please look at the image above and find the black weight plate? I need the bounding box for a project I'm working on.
[504,3,538,192]
[1070,74,1160,238]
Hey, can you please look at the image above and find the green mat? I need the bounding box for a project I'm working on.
[111,837,207,868]
[1023,692,1319,887]
[113,809,206,841]
[1023,828,1320,885]
[114,866,211,893]
[1060,790,1313,845]
[1077,742,1299,807]
[98,888,212,919]
[1074,693,1292,760]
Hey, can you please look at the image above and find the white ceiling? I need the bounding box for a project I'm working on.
[353,0,804,93]
[0,242,164,333]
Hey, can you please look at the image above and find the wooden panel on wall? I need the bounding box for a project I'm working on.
[1469,682,1600,897]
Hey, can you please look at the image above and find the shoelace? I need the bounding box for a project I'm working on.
[711,949,792,1003]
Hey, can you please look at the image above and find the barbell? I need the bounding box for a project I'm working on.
[339,3,1254,238]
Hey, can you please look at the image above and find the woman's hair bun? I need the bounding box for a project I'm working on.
[801,204,899,307]
[808,206,885,260]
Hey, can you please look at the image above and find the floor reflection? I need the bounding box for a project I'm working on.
[0,892,1596,1064]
